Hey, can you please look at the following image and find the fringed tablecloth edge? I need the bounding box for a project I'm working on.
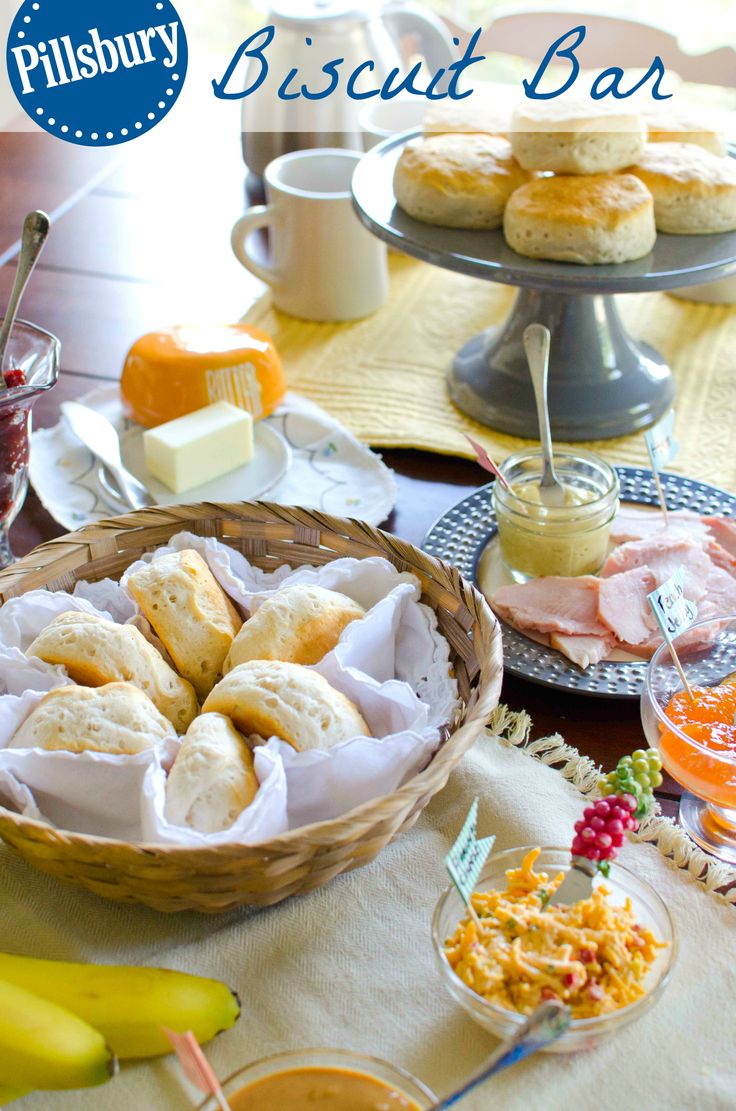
[486,705,736,906]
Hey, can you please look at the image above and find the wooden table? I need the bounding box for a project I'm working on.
[2,131,680,819]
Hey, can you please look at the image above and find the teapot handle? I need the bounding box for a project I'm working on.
[381,2,456,76]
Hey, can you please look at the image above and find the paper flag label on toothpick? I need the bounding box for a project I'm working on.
[161,1028,229,1103]
[445,798,495,908]
[647,567,698,644]
[645,411,679,473]
[464,435,511,490]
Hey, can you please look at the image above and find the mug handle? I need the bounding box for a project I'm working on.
[231,207,279,285]
[382,2,456,75]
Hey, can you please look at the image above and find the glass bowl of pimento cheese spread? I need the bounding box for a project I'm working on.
[432,846,676,1053]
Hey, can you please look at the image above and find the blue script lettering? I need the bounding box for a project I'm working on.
[524,24,672,101]
[213,24,485,103]
[591,57,671,100]
[212,24,274,99]
[523,25,584,100]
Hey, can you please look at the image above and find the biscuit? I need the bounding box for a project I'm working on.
[644,110,727,157]
[164,713,259,834]
[203,660,370,752]
[627,142,736,234]
[503,173,656,264]
[10,682,172,755]
[126,549,242,700]
[393,133,530,229]
[510,102,646,174]
[27,612,198,732]
[225,584,365,672]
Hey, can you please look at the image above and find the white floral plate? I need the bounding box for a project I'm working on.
[30,387,398,530]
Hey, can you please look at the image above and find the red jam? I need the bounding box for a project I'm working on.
[0,367,29,519]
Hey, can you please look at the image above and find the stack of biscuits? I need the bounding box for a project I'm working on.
[393,98,735,265]
[14,549,371,836]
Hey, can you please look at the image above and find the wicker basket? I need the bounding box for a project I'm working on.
[0,502,502,913]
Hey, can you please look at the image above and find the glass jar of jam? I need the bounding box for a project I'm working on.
[0,320,60,568]
[493,449,620,582]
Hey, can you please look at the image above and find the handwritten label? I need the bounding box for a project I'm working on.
[647,567,698,643]
[445,798,495,908]
[645,411,679,474]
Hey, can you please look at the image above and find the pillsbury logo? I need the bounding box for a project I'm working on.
[6,0,188,146]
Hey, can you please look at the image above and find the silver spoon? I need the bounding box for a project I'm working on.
[523,323,566,508]
[428,1001,570,1109]
[0,211,51,385]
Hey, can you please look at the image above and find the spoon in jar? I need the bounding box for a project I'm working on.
[523,323,566,508]
[428,1001,570,1109]
[0,210,51,388]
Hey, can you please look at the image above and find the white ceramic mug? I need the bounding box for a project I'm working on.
[231,149,388,322]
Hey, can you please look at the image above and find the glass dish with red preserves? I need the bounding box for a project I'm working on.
[0,320,59,568]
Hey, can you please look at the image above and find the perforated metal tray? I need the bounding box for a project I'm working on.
[423,467,736,699]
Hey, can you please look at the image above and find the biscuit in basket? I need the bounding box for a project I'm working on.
[510,102,646,174]
[627,142,736,234]
[644,110,727,157]
[26,612,198,732]
[225,584,365,672]
[10,682,173,755]
[164,713,259,834]
[393,134,531,230]
[126,549,242,700]
[203,660,370,752]
[503,174,656,265]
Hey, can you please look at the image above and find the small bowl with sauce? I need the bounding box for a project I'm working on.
[197,1048,437,1111]
[493,449,619,582]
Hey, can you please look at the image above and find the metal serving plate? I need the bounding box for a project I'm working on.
[423,467,736,699]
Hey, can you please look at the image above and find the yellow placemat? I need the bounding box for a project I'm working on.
[252,254,736,491]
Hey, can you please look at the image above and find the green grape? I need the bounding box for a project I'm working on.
[635,771,651,787]
[632,758,649,774]
[647,750,662,769]
[650,770,663,788]
[632,749,648,762]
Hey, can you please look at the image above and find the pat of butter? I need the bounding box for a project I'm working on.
[143,402,254,493]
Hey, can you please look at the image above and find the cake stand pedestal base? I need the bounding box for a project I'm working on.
[448,289,674,442]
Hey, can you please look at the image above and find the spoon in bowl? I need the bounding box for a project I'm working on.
[428,1001,570,1109]
[523,323,566,508]
[0,211,51,387]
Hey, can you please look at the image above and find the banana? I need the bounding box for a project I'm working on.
[0,979,114,1091]
[0,954,240,1060]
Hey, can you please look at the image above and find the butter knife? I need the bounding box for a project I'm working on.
[61,402,153,511]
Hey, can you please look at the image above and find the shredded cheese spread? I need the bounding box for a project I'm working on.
[443,849,664,1019]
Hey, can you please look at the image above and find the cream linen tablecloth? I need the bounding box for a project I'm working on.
[1,715,734,1111]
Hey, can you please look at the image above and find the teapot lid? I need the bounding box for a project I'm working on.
[270,0,375,28]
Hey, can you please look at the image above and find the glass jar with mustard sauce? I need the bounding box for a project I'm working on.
[493,449,620,582]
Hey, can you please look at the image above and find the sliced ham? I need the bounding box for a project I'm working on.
[706,539,736,577]
[610,506,708,546]
[549,632,615,669]
[601,536,711,602]
[598,567,657,646]
[704,517,736,558]
[491,576,608,637]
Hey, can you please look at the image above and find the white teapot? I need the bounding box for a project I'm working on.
[239,0,456,174]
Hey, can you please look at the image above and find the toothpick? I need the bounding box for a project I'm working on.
[162,1029,233,1111]
[667,640,696,703]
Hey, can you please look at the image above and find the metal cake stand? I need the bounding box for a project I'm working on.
[352,131,736,441]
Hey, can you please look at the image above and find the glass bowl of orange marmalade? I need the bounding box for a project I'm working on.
[641,615,736,863]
